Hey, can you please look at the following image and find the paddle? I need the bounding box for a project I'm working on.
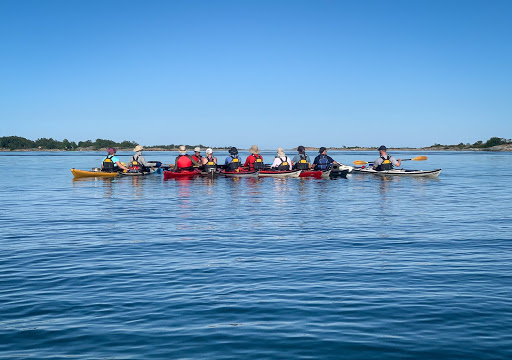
[353,156,427,165]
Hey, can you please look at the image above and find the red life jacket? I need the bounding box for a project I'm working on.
[177,155,193,169]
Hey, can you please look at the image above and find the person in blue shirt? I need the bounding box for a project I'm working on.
[102,148,129,172]
[312,147,338,171]
[224,147,243,171]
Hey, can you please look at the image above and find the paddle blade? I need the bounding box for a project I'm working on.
[353,160,368,165]
[412,156,428,161]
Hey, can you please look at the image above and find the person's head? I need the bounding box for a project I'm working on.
[378,145,387,155]
[277,147,286,157]
[319,147,327,155]
[178,145,187,154]
[107,147,116,155]
[249,145,260,155]
[206,148,213,156]
[194,147,201,155]
[297,145,305,154]
[229,147,238,155]
[133,145,143,153]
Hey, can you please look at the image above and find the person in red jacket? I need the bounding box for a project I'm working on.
[244,145,265,170]
[174,145,199,170]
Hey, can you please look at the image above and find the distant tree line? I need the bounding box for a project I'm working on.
[430,137,512,149]
[0,136,231,151]
[0,136,138,150]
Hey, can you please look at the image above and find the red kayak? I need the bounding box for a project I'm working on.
[163,170,201,179]
[299,170,331,179]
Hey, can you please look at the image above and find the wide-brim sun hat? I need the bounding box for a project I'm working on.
[194,147,201,152]
[133,145,143,152]
[249,145,260,154]
[206,148,213,154]
[277,147,286,157]
[178,145,187,154]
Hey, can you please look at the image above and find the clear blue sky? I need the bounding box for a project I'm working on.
[1,0,511,148]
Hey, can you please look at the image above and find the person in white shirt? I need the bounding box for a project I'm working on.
[270,148,293,170]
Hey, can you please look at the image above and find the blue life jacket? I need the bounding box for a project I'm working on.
[316,155,332,170]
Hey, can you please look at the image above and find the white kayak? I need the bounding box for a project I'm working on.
[354,167,441,178]
[337,163,354,173]
[258,169,302,178]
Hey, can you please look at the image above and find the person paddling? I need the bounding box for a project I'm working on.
[225,147,243,171]
[312,147,338,171]
[129,145,150,172]
[244,145,265,170]
[270,148,292,170]
[102,148,129,172]
[175,145,200,170]
[202,148,217,172]
[373,145,401,171]
[292,145,311,170]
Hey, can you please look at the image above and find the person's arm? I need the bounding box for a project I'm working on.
[115,161,129,170]
[270,158,279,169]
[213,157,217,164]
[288,157,292,170]
[189,156,200,167]
[328,156,338,165]
[391,157,401,167]
[372,158,382,169]
[243,156,251,167]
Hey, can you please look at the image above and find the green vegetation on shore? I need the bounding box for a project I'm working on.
[1,135,510,151]
[0,136,230,151]
[429,137,512,150]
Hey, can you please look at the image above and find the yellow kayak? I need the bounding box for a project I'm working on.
[71,168,119,179]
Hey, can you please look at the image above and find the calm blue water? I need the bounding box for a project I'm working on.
[1,151,511,359]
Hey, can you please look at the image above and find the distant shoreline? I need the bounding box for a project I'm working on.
[2,144,512,152]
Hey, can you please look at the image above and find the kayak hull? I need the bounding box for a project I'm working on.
[258,170,301,178]
[71,169,118,179]
[119,168,157,176]
[354,168,442,178]
[163,170,201,179]
[221,170,259,178]
[299,170,331,179]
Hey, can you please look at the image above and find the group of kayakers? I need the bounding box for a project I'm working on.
[101,144,401,172]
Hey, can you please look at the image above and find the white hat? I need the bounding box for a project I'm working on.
[206,148,213,154]
[249,145,260,154]
[178,145,187,154]
[194,147,201,152]
[277,147,286,157]
[133,145,143,152]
